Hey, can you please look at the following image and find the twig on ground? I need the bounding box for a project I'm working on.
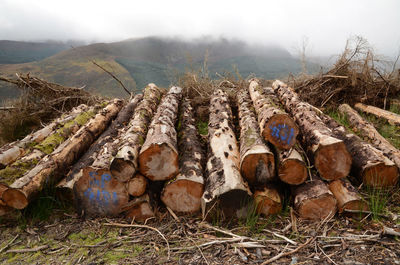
[263,229,297,245]
[0,235,19,254]
[6,245,48,254]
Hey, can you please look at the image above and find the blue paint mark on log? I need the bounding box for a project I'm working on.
[269,123,295,146]
[83,171,119,208]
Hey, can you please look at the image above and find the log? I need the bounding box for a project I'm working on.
[123,194,155,222]
[139,86,182,181]
[254,186,282,216]
[272,80,352,181]
[110,84,165,181]
[355,103,400,126]
[328,179,369,214]
[201,89,252,219]
[58,94,143,194]
[0,104,90,168]
[292,178,337,220]
[127,174,147,197]
[248,79,298,149]
[161,99,205,213]
[339,104,400,169]
[73,167,129,216]
[238,89,275,187]
[318,110,399,187]
[0,105,98,186]
[2,100,124,209]
[277,146,308,185]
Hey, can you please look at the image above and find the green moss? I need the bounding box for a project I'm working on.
[0,166,27,185]
[103,251,128,263]
[34,133,65,154]
[197,121,208,135]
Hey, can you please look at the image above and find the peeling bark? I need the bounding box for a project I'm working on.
[272,80,352,181]
[355,103,400,126]
[238,89,275,187]
[339,104,400,169]
[248,79,298,149]
[2,100,123,209]
[161,99,205,213]
[110,84,165,181]
[139,86,182,181]
[201,89,252,220]
[328,179,369,214]
[277,146,308,185]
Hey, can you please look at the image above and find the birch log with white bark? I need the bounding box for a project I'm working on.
[355,103,400,126]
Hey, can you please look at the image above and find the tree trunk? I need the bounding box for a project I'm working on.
[123,194,154,222]
[318,110,399,188]
[292,178,337,220]
[2,100,123,209]
[139,86,182,181]
[355,103,400,126]
[339,103,400,169]
[238,89,275,187]
[127,174,147,197]
[277,146,308,185]
[328,179,369,214]
[254,186,282,216]
[272,80,352,181]
[161,99,205,213]
[0,104,90,168]
[58,94,143,194]
[248,79,298,150]
[201,89,252,220]
[110,84,165,181]
[0,104,98,186]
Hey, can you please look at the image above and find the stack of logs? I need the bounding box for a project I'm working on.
[1,79,399,221]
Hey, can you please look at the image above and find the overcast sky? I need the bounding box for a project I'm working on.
[0,0,399,56]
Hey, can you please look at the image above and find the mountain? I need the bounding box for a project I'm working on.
[0,37,320,102]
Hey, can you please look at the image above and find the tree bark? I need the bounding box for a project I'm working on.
[238,89,275,187]
[339,103,400,169]
[139,86,182,181]
[254,186,282,216]
[2,100,123,209]
[318,110,399,187]
[201,89,252,220]
[292,178,337,220]
[110,84,165,181]
[328,178,369,214]
[277,146,308,185]
[0,104,90,169]
[161,99,205,213]
[272,80,352,181]
[58,94,143,194]
[248,79,298,150]
[355,103,400,126]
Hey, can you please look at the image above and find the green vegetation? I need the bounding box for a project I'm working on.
[197,121,208,136]
[365,186,390,220]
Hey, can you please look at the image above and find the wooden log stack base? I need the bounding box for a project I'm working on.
[139,86,183,181]
[201,89,252,220]
[339,104,400,169]
[318,111,399,187]
[237,89,275,187]
[161,100,205,214]
[111,84,165,181]
[123,194,155,222]
[293,178,337,220]
[277,146,308,185]
[2,100,124,209]
[249,79,298,150]
[355,103,400,126]
[329,179,369,215]
[254,186,282,216]
[272,80,352,181]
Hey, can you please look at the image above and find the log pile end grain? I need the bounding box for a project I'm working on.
[254,186,282,216]
[328,179,369,214]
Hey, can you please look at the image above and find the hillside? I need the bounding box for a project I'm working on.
[0,37,319,102]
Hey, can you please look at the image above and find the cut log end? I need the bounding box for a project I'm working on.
[127,174,147,197]
[315,141,352,181]
[362,163,399,187]
[263,114,298,149]
[110,159,136,183]
[73,168,129,217]
[2,188,28,209]
[203,190,253,220]
[125,202,154,223]
[254,188,282,216]
[240,153,275,186]
[297,194,337,220]
[279,159,308,185]
[161,179,204,213]
[139,143,179,181]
